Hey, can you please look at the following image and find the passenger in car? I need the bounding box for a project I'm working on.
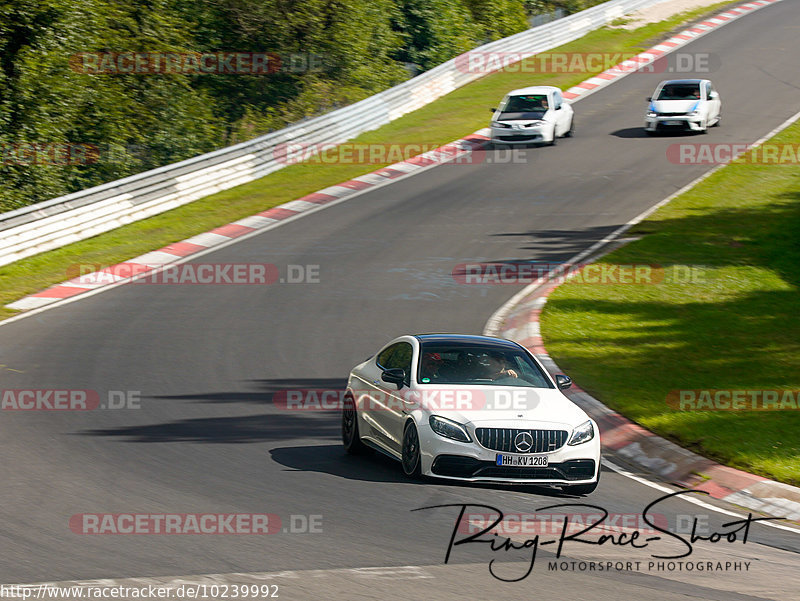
[420,352,445,381]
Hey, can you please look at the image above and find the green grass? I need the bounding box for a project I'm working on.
[540,119,800,485]
[0,0,738,322]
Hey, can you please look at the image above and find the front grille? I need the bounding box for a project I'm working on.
[475,428,568,453]
[497,134,540,141]
[656,112,688,117]
[431,456,596,480]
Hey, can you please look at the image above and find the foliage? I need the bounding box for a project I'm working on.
[0,0,539,210]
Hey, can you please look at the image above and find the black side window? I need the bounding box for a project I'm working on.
[377,342,413,385]
[376,345,397,369]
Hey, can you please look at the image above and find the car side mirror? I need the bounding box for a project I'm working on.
[646,96,652,101]
[554,105,562,110]
[709,91,719,99]
[490,107,497,113]
[555,374,572,390]
[381,368,406,389]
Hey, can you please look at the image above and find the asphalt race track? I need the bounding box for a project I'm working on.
[1,1,799,598]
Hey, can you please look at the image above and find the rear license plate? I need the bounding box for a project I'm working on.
[496,454,548,467]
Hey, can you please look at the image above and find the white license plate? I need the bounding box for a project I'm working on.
[663,120,684,126]
[496,454,549,467]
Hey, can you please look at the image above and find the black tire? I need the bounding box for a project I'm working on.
[401,421,422,478]
[342,395,367,454]
[564,117,574,137]
[645,129,656,136]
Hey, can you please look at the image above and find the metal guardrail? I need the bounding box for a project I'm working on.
[0,0,663,267]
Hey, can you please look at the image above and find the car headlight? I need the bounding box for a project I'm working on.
[429,416,472,442]
[492,122,512,128]
[525,121,543,128]
[568,420,594,446]
[646,111,657,117]
[688,111,699,116]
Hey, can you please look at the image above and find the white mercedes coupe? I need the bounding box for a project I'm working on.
[342,334,601,495]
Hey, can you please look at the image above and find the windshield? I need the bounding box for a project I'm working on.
[418,343,554,388]
[657,83,701,100]
[497,94,548,121]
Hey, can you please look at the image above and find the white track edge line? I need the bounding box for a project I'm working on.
[602,458,800,534]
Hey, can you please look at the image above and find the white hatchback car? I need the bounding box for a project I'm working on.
[342,334,601,495]
[489,86,574,147]
[645,79,721,134]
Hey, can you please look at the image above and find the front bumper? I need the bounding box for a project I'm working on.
[490,126,552,144]
[644,115,705,132]
[419,421,601,484]
[431,455,596,481]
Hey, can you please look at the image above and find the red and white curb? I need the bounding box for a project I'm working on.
[489,264,800,523]
[562,0,782,102]
[6,0,780,312]
[7,134,490,311]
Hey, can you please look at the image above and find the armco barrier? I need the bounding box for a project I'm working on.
[0,0,664,268]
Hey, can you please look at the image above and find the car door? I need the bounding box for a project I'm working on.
[363,342,413,454]
[552,91,570,136]
[377,342,414,453]
[706,82,721,122]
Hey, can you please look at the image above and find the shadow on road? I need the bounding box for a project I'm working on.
[148,378,349,406]
[489,224,622,261]
[609,127,705,138]
[270,443,603,497]
[77,411,340,443]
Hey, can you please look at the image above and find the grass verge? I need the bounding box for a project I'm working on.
[0,0,737,322]
[540,118,800,485]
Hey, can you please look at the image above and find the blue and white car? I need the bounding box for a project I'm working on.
[342,334,601,495]
[645,79,721,134]
[490,86,574,147]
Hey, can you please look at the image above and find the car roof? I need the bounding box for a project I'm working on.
[504,85,561,97]
[413,334,523,350]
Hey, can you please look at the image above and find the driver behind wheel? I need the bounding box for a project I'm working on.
[483,351,519,381]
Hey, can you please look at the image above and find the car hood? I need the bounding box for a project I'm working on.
[415,385,590,429]
[651,99,701,114]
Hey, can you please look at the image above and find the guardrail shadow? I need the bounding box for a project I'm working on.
[78,411,341,444]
